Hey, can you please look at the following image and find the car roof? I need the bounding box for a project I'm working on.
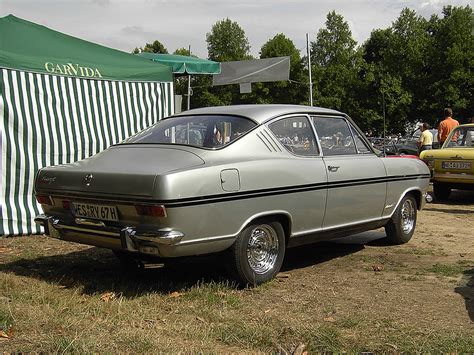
[173,104,344,125]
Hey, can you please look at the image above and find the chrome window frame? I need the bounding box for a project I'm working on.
[266,114,323,158]
[310,115,377,157]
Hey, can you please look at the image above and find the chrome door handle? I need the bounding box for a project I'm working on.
[328,165,340,172]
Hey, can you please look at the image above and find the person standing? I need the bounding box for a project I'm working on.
[437,108,459,146]
[418,123,433,154]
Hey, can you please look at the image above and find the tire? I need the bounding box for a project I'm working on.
[433,182,451,201]
[112,250,144,269]
[384,194,417,245]
[228,220,286,287]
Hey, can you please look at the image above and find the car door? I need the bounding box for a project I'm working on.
[267,115,327,234]
[311,115,387,230]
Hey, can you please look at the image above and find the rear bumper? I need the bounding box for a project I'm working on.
[433,172,474,185]
[34,214,185,256]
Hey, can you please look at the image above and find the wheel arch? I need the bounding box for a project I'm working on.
[406,189,422,210]
[390,188,424,216]
[241,211,292,245]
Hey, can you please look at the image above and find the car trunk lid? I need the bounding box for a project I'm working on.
[35,145,205,197]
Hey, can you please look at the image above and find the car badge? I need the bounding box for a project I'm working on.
[84,174,94,186]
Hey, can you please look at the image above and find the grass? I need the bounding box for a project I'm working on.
[426,261,474,277]
[0,234,473,352]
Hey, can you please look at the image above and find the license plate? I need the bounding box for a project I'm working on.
[72,202,119,221]
[442,161,471,170]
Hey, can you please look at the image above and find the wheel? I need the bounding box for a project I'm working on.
[228,220,286,286]
[433,182,451,200]
[384,194,417,244]
[112,250,144,269]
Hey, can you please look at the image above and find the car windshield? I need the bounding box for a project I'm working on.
[123,114,257,148]
[443,126,474,148]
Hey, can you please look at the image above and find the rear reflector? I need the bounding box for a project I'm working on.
[36,194,53,205]
[135,204,167,218]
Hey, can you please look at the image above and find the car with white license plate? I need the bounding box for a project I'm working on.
[420,123,474,200]
[35,105,430,285]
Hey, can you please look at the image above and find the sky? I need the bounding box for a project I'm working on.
[0,0,471,58]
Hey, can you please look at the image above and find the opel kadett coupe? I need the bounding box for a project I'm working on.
[420,123,474,200]
[35,105,430,285]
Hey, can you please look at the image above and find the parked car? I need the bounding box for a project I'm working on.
[394,129,439,156]
[35,105,430,285]
[420,123,474,200]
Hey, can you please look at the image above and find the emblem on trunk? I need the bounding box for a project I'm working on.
[84,174,94,186]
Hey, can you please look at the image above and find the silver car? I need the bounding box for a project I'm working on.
[35,105,430,285]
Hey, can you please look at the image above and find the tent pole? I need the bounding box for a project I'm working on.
[187,45,191,111]
[306,33,313,107]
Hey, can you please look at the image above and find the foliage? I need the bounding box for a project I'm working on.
[190,18,252,108]
[206,18,251,62]
[132,40,168,54]
[310,11,363,126]
[131,6,473,133]
[426,6,474,122]
[255,33,306,104]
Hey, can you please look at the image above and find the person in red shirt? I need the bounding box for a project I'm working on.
[437,108,459,145]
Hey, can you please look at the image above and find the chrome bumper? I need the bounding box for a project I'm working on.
[34,214,184,255]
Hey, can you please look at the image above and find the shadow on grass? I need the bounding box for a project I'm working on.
[454,269,474,322]
[0,234,375,297]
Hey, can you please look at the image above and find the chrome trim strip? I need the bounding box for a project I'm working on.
[291,216,383,237]
[178,234,236,246]
[433,172,474,180]
[75,218,106,227]
[53,223,120,237]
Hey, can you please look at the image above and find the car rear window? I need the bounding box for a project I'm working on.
[444,126,474,148]
[123,114,257,148]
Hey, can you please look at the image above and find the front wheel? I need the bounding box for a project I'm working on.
[384,194,417,245]
[228,220,286,287]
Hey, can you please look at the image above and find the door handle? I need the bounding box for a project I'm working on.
[328,165,340,172]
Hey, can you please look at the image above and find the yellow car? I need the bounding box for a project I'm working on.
[420,123,474,200]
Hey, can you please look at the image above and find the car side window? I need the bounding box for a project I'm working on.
[349,123,372,154]
[311,116,357,156]
[268,116,319,156]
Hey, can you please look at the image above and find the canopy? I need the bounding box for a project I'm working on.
[0,15,173,82]
[213,57,290,86]
[138,53,221,75]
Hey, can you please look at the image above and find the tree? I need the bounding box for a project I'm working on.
[360,9,432,133]
[310,11,362,118]
[132,40,168,54]
[191,18,252,107]
[206,18,251,62]
[427,5,473,122]
[256,33,306,104]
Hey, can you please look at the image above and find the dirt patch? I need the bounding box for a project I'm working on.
[0,190,472,352]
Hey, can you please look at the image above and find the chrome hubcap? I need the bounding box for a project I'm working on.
[246,224,279,274]
[401,199,415,234]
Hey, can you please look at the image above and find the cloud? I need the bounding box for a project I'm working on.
[90,0,110,6]
[121,26,146,36]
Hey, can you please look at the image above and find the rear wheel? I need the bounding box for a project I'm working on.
[228,220,285,287]
[433,182,451,201]
[384,194,417,245]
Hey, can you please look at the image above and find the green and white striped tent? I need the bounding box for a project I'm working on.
[0,15,174,235]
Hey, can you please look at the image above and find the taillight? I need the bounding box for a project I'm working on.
[135,204,167,217]
[36,194,53,205]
